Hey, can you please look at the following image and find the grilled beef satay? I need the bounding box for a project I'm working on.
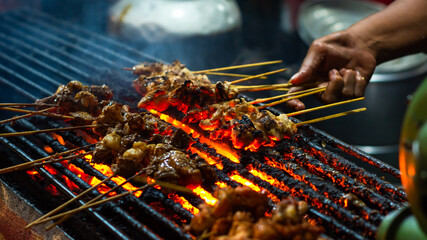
[132,60,238,113]
[35,81,114,124]
[91,103,217,187]
[187,186,323,240]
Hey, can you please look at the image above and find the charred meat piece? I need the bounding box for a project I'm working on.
[132,60,238,113]
[36,81,114,123]
[186,98,297,150]
[188,187,323,240]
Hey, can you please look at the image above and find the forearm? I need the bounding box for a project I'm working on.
[346,0,427,64]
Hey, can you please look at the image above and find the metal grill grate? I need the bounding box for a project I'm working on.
[0,8,407,240]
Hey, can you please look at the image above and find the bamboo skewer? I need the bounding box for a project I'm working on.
[294,108,367,127]
[0,103,58,108]
[0,124,103,138]
[26,173,116,228]
[0,107,56,125]
[234,83,292,92]
[0,149,94,175]
[46,171,144,230]
[258,87,327,108]
[249,87,326,105]
[0,106,74,121]
[133,176,194,194]
[192,60,283,74]
[204,72,267,79]
[287,97,365,117]
[230,68,287,85]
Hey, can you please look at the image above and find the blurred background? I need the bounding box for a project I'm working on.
[1,0,426,169]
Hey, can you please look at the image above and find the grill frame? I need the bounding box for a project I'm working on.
[0,8,406,240]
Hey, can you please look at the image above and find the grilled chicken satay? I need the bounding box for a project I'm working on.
[132,60,238,113]
[187,186,323,240]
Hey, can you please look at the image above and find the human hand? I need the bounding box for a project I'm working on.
[287,31,376,110]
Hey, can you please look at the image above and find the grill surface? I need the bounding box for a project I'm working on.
[0,9,406,240]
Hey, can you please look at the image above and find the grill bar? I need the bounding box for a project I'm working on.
[0,8,407,240]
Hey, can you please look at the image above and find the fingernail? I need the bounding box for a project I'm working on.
[289,73,299,83]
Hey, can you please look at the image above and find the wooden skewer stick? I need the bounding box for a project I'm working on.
[287,97,365,117]
[46,171,144,230]
[258,87,327,108]
[193,60,283,74]
[0,124,103,138]
[133,176,194,194]
[230,68,287,85]
[26,173,116,228]
[204,72,267,79]
[0,103,58,108]
[249,87,326,105]
[234,83,292,92]
[0,107,56,125]
[0,107,74,121]
[233,83,291,89]
[294,108,367,127]
[0,147,94,175]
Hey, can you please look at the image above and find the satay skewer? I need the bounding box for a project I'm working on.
[287,97,365,117]
[230,68,287,85]
[0,107,57,125]
[0,103,59,108]
[249,86,326,105]
[192,60,283,74]
[294,108,367,127]
[26,173,116,228]
[0,106,74,121]
[257,87,327,108]
[0,124,104,138]
[0,145,95,174]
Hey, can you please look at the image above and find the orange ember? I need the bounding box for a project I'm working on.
[230,170,280,202]
[229,171,261,192]
[51,133,66,145]
[168,194,199,215]
[44,145,54,153]
[192,186,218,205]
[263,158,319,192]
[189,147,223,170]
[89,162,142,197]
[215,181,228,188]
[149,109,240,163]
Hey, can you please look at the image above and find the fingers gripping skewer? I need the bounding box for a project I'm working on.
[250,87,326,105]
